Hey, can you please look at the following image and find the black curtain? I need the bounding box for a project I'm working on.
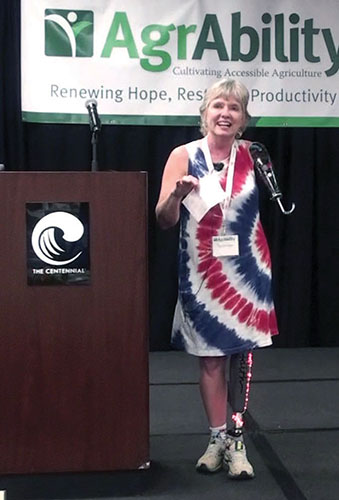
[1,1,338,349]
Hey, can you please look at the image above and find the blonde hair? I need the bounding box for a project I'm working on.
[199,79,251,137]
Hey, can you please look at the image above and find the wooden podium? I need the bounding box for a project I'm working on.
[0,171,149,474]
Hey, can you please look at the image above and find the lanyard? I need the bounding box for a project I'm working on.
[201,137,238,233]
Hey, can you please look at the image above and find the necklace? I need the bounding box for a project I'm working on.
[213,154,230,171]
[213,162,224,171]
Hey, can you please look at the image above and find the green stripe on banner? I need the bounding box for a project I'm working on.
[22,112,201,127]
[22,112,339,128]
[253,116,339,127]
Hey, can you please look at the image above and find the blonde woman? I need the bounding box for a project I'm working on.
[156,79,278,479]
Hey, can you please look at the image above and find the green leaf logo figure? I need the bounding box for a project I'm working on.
[45,9,94,57]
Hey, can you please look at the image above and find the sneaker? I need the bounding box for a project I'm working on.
[196,435,226,473]
[223,434,255,479]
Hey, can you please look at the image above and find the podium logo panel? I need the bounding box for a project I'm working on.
[45,9,94,57]
[26,202,90,285]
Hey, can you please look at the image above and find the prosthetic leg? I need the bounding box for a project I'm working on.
[224,351,255,478]
[228,350,253,436]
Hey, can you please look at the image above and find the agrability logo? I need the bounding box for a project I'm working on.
[43,9,338,76]
[45,9,94,57]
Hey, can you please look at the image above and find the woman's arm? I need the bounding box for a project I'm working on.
[155,145,199,229]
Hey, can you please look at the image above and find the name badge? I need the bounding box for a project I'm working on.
[212,235,239,257]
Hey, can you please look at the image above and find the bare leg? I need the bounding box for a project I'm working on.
[197,354,254,477]
[199,356,228,427]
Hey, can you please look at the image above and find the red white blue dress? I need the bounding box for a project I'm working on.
[171,138,278,356]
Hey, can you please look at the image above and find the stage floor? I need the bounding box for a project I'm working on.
[0,347,338,500]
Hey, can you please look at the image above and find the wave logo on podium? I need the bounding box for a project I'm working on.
[26,202,90,286]
[45,9,94,57]
[31,212,84,266]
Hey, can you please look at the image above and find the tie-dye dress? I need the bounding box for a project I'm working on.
[171,138,278,356]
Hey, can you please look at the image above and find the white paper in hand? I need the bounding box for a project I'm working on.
[182,174,225,222]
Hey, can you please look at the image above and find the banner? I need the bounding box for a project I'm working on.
[21,0,339,127]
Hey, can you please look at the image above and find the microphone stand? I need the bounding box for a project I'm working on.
[85,99,101,171]
[91,129,99,172]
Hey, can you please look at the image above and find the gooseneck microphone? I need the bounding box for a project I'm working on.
[249,142,295,215]
[85,99,101,133]
[85,99,101,171]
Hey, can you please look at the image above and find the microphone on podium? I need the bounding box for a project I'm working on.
[85,99,101,171]
[85,99,101,133]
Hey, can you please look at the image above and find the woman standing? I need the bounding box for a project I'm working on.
[156,79,278,479]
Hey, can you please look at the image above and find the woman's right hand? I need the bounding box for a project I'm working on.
[156,146,198,229]
[172,175,199,200]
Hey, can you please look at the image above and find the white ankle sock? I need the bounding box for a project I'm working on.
[209,423,227,440]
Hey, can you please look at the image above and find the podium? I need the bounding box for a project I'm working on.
[0,171,149,474]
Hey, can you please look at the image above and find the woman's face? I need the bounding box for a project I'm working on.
[204,94,245,140]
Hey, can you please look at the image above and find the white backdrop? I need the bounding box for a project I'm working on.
[21,0,339,126]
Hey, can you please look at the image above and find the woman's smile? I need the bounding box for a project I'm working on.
[205,96,244,138]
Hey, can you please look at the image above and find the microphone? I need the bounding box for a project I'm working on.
[249,142,281,200]
[249,142,295,215]
[85,99,101,133]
